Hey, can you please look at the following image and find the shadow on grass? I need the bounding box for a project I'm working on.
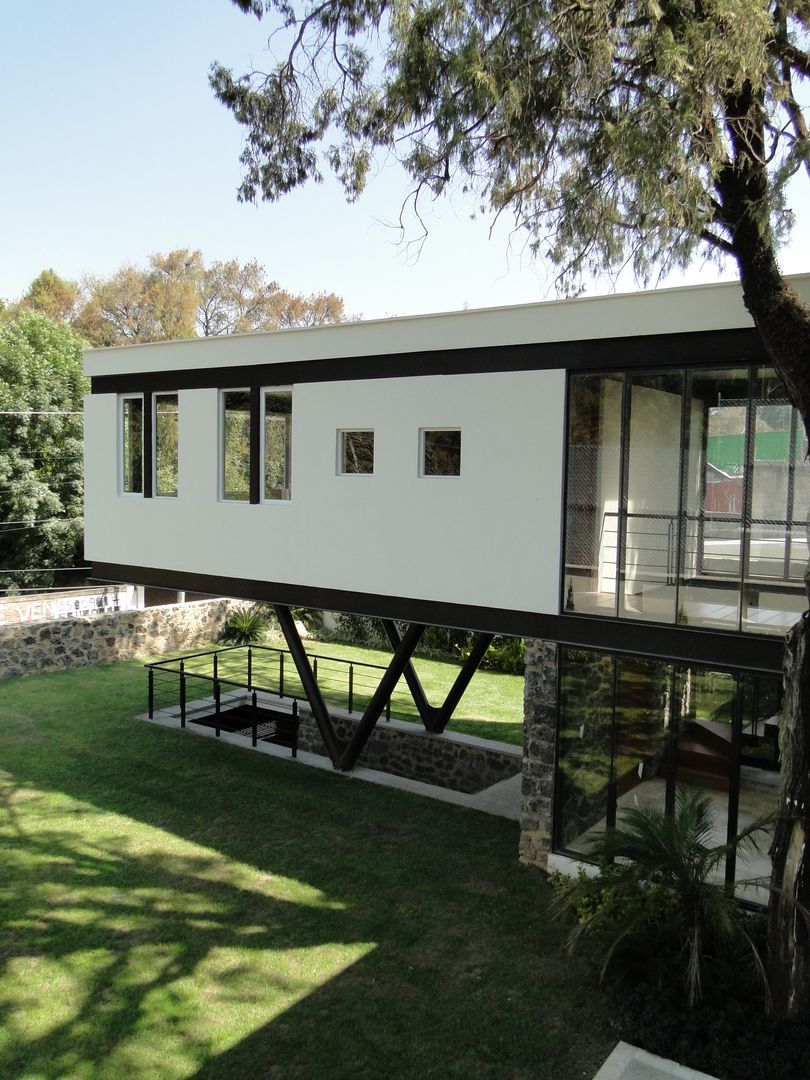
[0,661,612,1079]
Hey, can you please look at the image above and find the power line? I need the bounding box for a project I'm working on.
[1,515,83,526]
[0,518,83,534]
[0,410,84,416]
[0,566,91,574]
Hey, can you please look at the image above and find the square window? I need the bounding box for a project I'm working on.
[421,429,461,476]
[339,430,374,474]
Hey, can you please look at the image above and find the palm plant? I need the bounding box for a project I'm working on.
[218,605,268,645]
[552,788,772,1006]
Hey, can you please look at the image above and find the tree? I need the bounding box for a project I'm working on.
[16,269,80,323]
[0,312,87,590]
[210,0,810,1017]
[75,250,345,345]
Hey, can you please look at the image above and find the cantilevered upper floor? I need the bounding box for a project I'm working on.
[84,276,810,672]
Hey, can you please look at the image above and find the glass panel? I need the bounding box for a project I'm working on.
[620,372,684,623]
[555,648,615,855]
[264,390,292,500]
[121,396,143,494]
[679,369,748,630]
[423,429,461,476]
[614,657,672,820]
[222,391,251,501]
[736,674,781,903]
[789,421,810,579]
[340,430,374,474]
[673,666,734,885]
[564,374,623,616]
[744,366,798,633]
[154,393,178,498]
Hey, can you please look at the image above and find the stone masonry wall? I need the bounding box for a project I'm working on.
[519,639,558,869]
[296,710,521,794]
[0,598,243,680]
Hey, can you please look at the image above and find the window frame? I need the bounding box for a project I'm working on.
[219,387,253,503]
[118,393,144,497]
[419,427,462,478]
[260,386,293,503]
[337,428,375,475]
[152,391,179,499]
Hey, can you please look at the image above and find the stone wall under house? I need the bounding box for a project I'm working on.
[0,598,242,680]
[519,639,558,869]
[294,709,521,794]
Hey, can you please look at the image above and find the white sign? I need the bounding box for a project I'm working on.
[0,586,138,626]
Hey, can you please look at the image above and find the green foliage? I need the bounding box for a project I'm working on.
[211,0,808,288]
[0,311,87,589]
[218,605,269,644]
[551,788,771,1007]
[72,249,345,346]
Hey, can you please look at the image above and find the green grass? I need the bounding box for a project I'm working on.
[0,660,612,1079]
[157,635,525,746]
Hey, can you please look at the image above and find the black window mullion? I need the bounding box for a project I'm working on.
[250,386,261,504]
[725,673,743,889]
[143,392,153,499]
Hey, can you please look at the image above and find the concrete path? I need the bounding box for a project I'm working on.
[140,705,523,820]
[595,1043,720,1080]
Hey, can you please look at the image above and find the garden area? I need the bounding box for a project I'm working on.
[0,658,608,1080]
[159,636,525,747]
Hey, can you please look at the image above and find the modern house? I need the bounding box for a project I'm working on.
[84,276,810,897]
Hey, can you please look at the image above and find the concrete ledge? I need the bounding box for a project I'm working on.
[139,705,522,820]
[595,1042,720,1080]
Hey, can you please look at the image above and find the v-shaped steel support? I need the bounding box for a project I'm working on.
[381,620,494,733]
[274,605,344,765]
[336,621,426,771]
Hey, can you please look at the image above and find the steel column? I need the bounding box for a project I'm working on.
[274,604,343,765]
[337,622,425,771]
[382,620,493,733]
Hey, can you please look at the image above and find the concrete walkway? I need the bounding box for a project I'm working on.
[595,1043,720,1080]
[140,704,523,820]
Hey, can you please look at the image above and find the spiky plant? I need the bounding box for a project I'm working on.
[552,788,772,1006]
[219,605,268,645]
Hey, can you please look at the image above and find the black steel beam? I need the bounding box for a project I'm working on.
[434,632,494,732]
[381,620,439,730]
[337,622,426,771]
[89,562,788,675]
[274,604,343,765]
[382,621,494,733]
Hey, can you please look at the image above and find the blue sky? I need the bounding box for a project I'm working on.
[2,0,808,320]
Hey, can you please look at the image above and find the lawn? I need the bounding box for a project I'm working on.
[158,635,525,746]
[0,660,613,1080]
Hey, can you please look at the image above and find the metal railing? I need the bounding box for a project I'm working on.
[146,643,416,727]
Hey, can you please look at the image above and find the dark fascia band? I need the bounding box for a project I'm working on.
[91,561,785,674]
[90,328,766,395]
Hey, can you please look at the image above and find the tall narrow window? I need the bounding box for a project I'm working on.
[120,395,143,495]
[263,389,292,500]
[222,390,251,501]
[154,393,179,498]
[339,430,374,474]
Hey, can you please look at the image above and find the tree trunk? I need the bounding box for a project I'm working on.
[732,237,810,1020]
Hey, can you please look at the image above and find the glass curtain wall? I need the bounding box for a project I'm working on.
[555,646,782,900]
[563,365,806,634]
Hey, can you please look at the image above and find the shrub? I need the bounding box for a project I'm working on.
[219,605,269,645]
[551,788,771,1007]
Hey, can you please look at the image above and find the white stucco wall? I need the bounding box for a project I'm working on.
[84,369,565,615]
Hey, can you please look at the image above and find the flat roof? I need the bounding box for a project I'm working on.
[84,274,810,379]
